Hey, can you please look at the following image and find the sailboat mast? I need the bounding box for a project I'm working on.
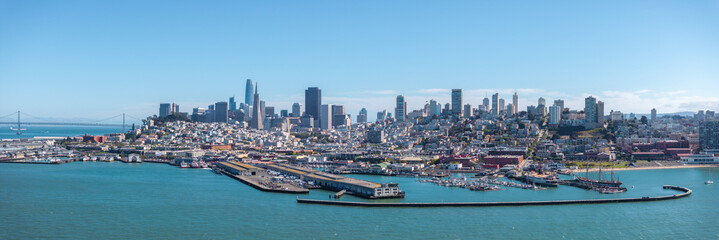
[585,161,589,179]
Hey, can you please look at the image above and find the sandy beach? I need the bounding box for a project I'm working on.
[570,164,718,173]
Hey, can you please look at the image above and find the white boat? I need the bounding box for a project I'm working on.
[525,173,559,187]
[706,180,714,185]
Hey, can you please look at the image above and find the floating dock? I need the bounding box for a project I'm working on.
[297,185,691,207]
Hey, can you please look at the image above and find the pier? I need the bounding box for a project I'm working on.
[297,185,691,207]
[263,163,404,199]
[217,161,309,194]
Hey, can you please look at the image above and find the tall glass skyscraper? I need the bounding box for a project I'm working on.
[245,79,254,105]
[305,87,322,120]
[584,96,597,129]
[512,92,518,115]
[451,89,462,116]
[229,96,236,111]
[395,95,407,121]
[492,93,499,116]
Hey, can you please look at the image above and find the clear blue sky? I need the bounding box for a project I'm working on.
[1,0,718,122]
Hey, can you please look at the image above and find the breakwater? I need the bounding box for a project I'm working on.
[297,185,691,207]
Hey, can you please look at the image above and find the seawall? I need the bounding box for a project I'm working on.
[297,185,691,207]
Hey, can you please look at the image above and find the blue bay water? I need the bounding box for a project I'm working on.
[1,162,718,239]
[0,124,124,139]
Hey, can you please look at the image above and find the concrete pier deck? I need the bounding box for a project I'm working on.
[217,161,309,194]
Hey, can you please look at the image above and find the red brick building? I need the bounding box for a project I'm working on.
[482,155,523,167]
[201,144,232,150]
[82,135,107,143]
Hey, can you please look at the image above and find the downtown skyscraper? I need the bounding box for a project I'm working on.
[250,85,263,129]
[305,87,321,124]
[513,92,518,116]
[451,89,462,117]
[245,79,254,105]
[491,93,499,116]
[395,95,407,122]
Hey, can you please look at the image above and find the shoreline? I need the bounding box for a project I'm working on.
[571,164,718,173]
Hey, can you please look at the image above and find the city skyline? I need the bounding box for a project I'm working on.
[2,1,719,120]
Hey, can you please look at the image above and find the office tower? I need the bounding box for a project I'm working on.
[367,129,386,143]
[526,105,536,116]
[451,89,462,116]
[554,99,565,112]
[301,115,314,128]
[707,111,716,119]
[699,120,719,149]
[443,103,451,115]
[395,95,407,121]
[651,108,657,122]
[250,85,263,129]
[265,106,275,117]
[258,101,265,117]
[240,103,250,120]
[377,109,388,121]
[464,104,472,118]
[208,104,214,110]
[229,97,237,111]
[190,107,206,122]
[292,103,302,117]
[332,105,345,116]
[214,101,228,123]
[513,92,518,115]
[280,110,288,117]
[536,97,546,116]
[549,105,560,125]
[584,96,597,129]
[499,99,505,114]
[305,87,322,122]
[429,99,440,116]
[491,93,499,116]
[173,103,179,114]
[483,97,490,111]
[245,79,254,105]
[357,108,368,123]
[596,101,604,124]
[333,114,350,128]
[321,104,333,130]
[159,103,171,117]
[332,105,346,127]
[506,104,514,116]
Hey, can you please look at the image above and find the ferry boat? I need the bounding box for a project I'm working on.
[200,161,210,169]
[599,187,626,194]
[190,161,200,168]
[180,162,190,168]
[524,173,559,187]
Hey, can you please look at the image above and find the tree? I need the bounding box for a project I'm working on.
[640,116,648,125]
